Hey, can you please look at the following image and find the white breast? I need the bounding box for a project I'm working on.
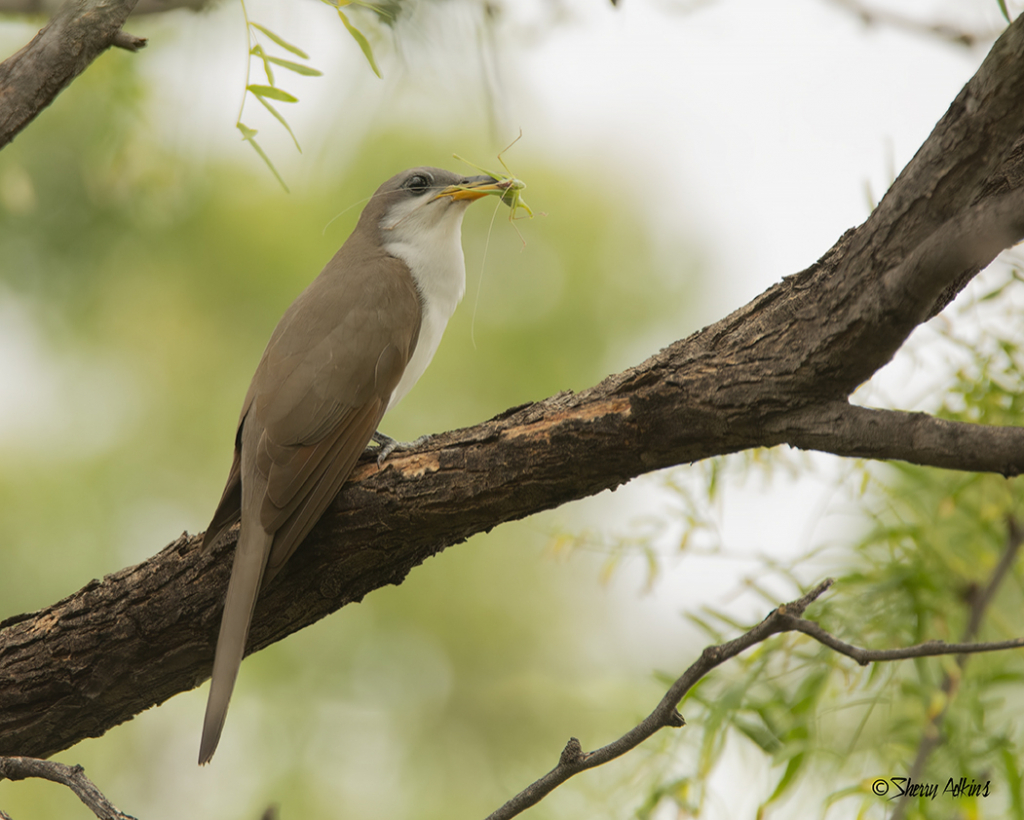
[380,197,470,411]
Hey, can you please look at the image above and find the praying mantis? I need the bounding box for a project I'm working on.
[454,132,535,239]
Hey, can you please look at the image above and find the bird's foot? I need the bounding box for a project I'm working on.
[370,431,431,468]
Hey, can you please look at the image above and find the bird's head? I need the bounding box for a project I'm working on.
[365,167,510,237]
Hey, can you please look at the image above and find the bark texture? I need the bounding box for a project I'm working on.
[0,0,143,150]
[2,8,1024,761]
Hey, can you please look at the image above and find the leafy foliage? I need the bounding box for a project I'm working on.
[626,270,1024,818]
[236,2,390,189]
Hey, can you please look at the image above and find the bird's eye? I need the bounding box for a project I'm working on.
[405,174,431,193]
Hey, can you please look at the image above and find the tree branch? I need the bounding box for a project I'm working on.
[779,403,1024,476]
[0,0,143,149]
[845,15,1024,274]
[0,756,137,820]
[110,29,146,51]
[483,578,1024,820]
[878,186,1024,324]
[826,0,1003,48]
[483,580,835,820]
[787,622,1024,664]
[0,0,207,12]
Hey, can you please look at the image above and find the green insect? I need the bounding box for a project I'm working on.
[454,132,534,228]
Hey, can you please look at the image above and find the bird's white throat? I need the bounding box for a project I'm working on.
[380,197,470,410]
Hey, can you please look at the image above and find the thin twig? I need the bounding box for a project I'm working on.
[785,620,1024,663]
[827,0,1003,47]
[0,757,138,820]
[482,580,837,820]
[483,576,1024,820]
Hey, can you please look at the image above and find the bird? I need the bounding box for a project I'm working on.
[197,167,509,764]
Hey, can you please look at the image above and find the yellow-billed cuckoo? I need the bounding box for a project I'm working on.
[198,167,509,764]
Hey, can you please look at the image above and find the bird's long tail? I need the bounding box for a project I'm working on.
[199,514,273,764]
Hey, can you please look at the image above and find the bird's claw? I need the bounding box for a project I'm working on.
[370,431,431,468]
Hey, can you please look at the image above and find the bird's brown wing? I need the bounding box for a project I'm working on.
[259,398,384,583]
[243,254,421,585]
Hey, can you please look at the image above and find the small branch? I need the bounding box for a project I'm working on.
[482,580,836,820]
[965,516,1023,641]
[827,0,1003,47]
[484,577,1024,819]
[111,30,147,51]
[785,620,1024,664]
[780,403,1024,477]
[0,756,138,820]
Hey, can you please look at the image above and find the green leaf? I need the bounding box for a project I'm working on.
[764,752,805,806]
[236,122,290,192]
[337,8,382,78]
[251,23,310,59]
[997,0,1011,24]
[253,94,302,153]
[250,44,275,85]
[265,55,323,77]
[347,0,398,25]
[732,715,782,754]
[247,84,298,103]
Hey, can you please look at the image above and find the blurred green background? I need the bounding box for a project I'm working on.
[0,9,699,819]
[5,2,1024,819]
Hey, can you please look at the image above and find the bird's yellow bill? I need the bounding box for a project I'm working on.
[434,178,518,202]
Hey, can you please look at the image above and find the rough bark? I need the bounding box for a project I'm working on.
[2,7,1024,763]
[0,0,143,150]
[0,0,205,13]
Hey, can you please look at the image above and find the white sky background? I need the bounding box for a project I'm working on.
[2,0,1023,816]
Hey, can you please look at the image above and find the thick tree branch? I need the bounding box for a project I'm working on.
[484,578,1024,820]
[846,15,1024,274]
[800,16,1024,392]
[0,0,143,149]
[779,403,1024,476]
[878,186,1024,324]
